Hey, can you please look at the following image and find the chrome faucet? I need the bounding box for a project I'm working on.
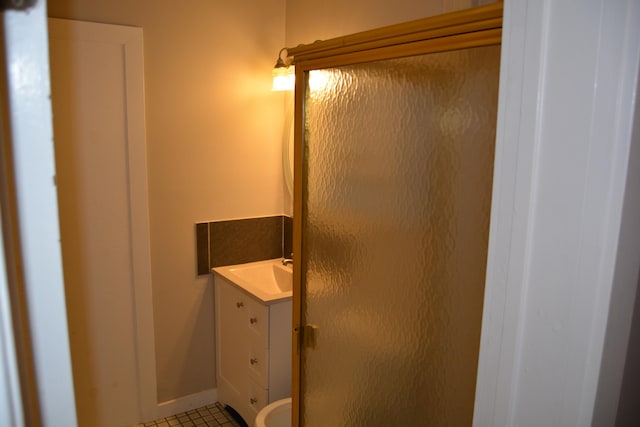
[282,255,293,266]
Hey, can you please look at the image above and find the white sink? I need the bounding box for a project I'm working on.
[213,259,293,303]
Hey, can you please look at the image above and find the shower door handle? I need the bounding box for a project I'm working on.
[295,324,318,351]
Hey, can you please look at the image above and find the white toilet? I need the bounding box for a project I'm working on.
[254,398,291,427]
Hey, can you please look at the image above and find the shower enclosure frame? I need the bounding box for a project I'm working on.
[288,3,503,425]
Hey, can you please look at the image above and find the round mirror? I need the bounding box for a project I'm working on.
[282,97,294,198]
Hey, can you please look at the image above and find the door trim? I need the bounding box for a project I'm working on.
[0,3,78,425]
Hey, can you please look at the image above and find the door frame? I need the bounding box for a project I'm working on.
[288,4,503,425]
[0,3,77,426]
[474,1,640,425]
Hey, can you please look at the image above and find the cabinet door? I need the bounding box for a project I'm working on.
[216,279,249,411]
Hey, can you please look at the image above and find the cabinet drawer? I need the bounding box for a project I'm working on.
[248,340,268,388]
[246,297,268,341]
[247,379,268,417]
[218,279,249,318]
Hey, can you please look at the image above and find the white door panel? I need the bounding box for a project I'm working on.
[48,18,156,426]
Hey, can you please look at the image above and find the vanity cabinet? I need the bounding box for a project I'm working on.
[214,275,292,426]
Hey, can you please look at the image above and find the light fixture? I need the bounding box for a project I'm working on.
[272,47,295,91]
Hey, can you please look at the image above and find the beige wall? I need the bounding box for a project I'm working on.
[48,0,287,402]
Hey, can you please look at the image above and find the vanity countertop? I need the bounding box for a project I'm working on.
[212,258,293,304]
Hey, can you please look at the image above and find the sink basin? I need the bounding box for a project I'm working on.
[213,259,293,303]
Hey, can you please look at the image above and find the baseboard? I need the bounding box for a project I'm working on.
[156,388,218,419]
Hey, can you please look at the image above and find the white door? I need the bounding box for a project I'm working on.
[48,19,157,426]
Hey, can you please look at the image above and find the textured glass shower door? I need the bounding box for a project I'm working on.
[300,45,501,426]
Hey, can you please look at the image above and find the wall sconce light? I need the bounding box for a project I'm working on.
[272,47,295,91]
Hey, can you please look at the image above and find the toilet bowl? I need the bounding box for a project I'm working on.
[254,398,291,427]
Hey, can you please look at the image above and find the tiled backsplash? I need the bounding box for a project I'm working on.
[195,215,293,275]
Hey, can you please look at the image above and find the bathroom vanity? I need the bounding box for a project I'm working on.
[213,259,292,426]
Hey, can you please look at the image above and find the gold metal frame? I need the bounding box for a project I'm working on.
[290,3,502,425]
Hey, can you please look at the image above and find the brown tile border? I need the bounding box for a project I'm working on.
[195,215,293,275]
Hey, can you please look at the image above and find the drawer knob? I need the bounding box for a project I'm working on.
[250,397,258,405]
[250,357,258,365]
[250,317,258,324]
[236,302,244,308]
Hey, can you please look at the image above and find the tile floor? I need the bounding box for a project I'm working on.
[134,402,244,427]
